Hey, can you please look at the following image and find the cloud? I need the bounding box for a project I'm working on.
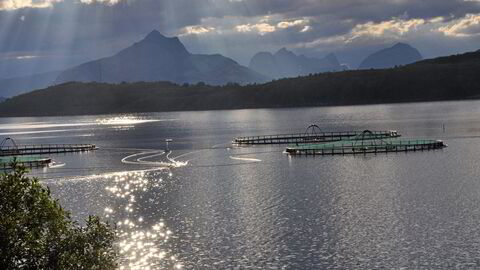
[80,0,120,5]
[277,19,308,29]
[0,0,60,10]
[300,25,311,32]
[235,22,276,35]
[1,0,480,76]
[181,25,216,36]
[438,13,480,37]
[302,17,429,48]
[348,18,426,42]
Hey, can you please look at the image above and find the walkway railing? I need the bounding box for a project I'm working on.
[286,139,447,156]
[0,144,97,157]
[234,130,399,145]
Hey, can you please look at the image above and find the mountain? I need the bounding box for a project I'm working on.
[249,48,346,79]
[2,49,480,117]
[0,71,61,98]
[358,43,423,69]
[55,30,268,86]
[0,96,5,103]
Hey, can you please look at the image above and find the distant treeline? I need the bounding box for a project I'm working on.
[1,50,480,117]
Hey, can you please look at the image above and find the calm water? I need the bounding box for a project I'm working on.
[2,101,480,269]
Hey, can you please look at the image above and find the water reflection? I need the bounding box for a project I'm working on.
[102,170,184,269]
[9,102,480,268]
[96,116,161,126]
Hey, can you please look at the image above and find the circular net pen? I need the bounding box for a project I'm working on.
[0,156,52,170]
[285,130,447,156]
[233,125,400,145]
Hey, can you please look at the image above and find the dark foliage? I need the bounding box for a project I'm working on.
[0,164,117,269]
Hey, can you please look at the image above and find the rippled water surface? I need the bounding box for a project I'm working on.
[2,101,480,269]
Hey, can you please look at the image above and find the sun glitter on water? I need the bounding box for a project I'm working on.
[96,116,161,126]
[103,170,183,269]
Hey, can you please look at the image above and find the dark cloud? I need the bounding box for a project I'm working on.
[0,0,480,77]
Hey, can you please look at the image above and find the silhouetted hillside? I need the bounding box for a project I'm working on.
[55,30,269,86]
[412,49,480,66]
[1,49,479,117]
[359,43,423,69]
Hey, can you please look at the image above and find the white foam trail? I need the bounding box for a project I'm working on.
[137,152,166,162]
[229,156,262,162]
[48,162,66,168]
[121,151,165,165]
[166,151,188,167]
[211,142,231,149]
[121,150,187,168]
[172,150,203,160]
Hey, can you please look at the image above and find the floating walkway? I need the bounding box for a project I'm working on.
[234,125,399,145]
[1,156,52,170]
[286,130,447,156]
[0,138,97,157]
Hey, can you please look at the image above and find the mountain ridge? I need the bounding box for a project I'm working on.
[249,48,346,79]
[2,48,479,117]
[55,30,269,85]
[0,71,61,98]
[359,43,423,69]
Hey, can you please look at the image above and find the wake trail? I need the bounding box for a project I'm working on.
[229,156,262,162]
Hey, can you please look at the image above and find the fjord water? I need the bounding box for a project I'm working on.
[2,101,480,269]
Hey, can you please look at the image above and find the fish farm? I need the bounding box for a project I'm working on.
[0,137,97,170]
[0,156,52,170]
[285,130,447,156]
[234,124,400,145]
[0,138,97,157]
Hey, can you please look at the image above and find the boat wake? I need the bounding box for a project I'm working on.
[229,156,262,162]
[121,150,187,168]
[48,161,66,168]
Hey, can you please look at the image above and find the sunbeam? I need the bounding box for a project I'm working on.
[2,1,480,269]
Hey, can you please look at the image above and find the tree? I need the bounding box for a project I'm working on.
[0,164,117,269]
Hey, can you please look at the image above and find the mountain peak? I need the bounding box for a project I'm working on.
[392,42,412,49]
[142,30,184,47]
[133,30,189,57]
[143,30,169,42]
[324,53,340,66]
[275,47,296,59]
[276,47,292,54]
[54,29,268,86]
[359,43,423,69]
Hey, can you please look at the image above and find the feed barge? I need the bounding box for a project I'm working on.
[234,125,400,145]
[285,130,447,156]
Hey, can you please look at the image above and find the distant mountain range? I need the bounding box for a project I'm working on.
[0,71,61,98]
[249,48,346,79]
[1,48,479,117]
[359,43,423,69]
[55,30,268,86]
[0,33,427,98]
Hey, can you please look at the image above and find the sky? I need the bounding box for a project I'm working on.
[1,0,480,78]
